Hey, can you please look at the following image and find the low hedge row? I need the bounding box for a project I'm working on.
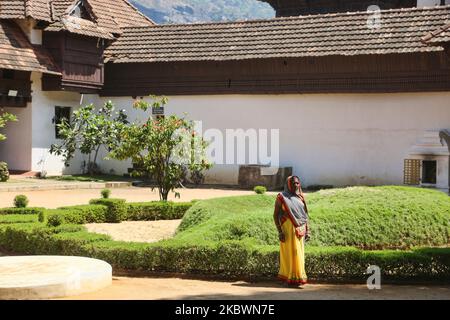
[0,214,39,224]
[127,202,193,221]
[0,208,44,215]
[89,199,127,223]
[0,223,448,282]
[43,205,109,227]
[25,200,195,227]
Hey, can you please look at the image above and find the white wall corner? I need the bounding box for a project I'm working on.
[416,0,445,7]
[14,18,42,45]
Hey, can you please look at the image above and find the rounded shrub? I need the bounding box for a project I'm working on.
[253,186,267,195]
[47,214,64,227]
[38,210,46,223]
[0,162,9,182]
[14,195,29,208]
[90,198,127,223]
[101,188,111,199]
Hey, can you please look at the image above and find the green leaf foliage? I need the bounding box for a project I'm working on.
[49,101,129,175]
[0,162,9,182]
[0,207,45,215]
[13,195,29,208]
[0,112,17,142]
[109,96,212,200]
[89,199,127,223]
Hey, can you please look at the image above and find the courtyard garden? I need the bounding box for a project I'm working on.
[1,98,449,284]
[0,185,449,283]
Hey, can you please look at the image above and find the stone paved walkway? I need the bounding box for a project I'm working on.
[0,179,130,192]
[59,277,450,300]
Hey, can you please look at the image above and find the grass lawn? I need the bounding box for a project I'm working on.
[176,186,450,249]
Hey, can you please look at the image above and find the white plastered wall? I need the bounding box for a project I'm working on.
[15,19,43,45]
[86,92,450,188]
[0,104,32,171]
[417,0,450,6]
[30,72,85,175]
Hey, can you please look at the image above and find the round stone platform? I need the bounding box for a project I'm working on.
[0,256,112,300]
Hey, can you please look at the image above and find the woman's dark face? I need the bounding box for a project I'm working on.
[292,177,301,192]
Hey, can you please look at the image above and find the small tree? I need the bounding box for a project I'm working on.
[109,96,212,201]
[50,101,128,175]
[0,111,17,142]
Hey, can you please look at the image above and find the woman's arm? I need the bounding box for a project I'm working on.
[301,193,311,241]
[273,198,285,242]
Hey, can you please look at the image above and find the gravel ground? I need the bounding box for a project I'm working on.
[0,187,259,209]
[59,277,450,300]
[85,220,182,243]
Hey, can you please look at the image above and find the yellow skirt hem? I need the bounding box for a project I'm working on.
[278,274,308,285]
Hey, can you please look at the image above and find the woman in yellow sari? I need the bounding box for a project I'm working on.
[273,176,310,287]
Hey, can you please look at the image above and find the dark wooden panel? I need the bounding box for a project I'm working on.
[0,69,31,107]
[264,0,416,17]
[404,159,421,185]
[42,32,104,92]
[101,52,450,96]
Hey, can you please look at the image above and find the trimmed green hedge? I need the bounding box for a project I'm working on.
[89,199,127,223]
[126,201,194,221]
[0,214,39,224]
[0,223,448,282]
[39,199,194,227]
[43,205,108,227]
[0,208,45,215]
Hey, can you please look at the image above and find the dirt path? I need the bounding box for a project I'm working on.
[2,250,448,300]
[85,220,182,243]
[59,277,450,300]
[0,187,259,209]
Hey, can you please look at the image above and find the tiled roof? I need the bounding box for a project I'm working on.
[105,5,450,63]
[88,0,154,30]
[51,0,75,17]
[0,1,25,19]
[46,15,115,39]
[422,23,450,45]
[45,0,153,38]
[0,0,52,21]
[26,0,51,21]
[0,20,60,74]
[0,0,153,37]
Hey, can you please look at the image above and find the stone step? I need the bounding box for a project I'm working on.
[0,181,132,192]
[0,256,112,300]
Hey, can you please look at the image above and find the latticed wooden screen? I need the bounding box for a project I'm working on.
[404,159,421,185]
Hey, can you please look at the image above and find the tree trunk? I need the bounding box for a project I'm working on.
[89,145,101,176]
[87,153,92,175]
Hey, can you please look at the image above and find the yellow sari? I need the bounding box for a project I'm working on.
[278,204,307,285]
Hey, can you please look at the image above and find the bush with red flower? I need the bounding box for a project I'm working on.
[110,96,212,201]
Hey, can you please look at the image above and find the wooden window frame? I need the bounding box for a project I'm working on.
[404,159,421,186]
[421,160,438,186]
[54,106,72,139]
